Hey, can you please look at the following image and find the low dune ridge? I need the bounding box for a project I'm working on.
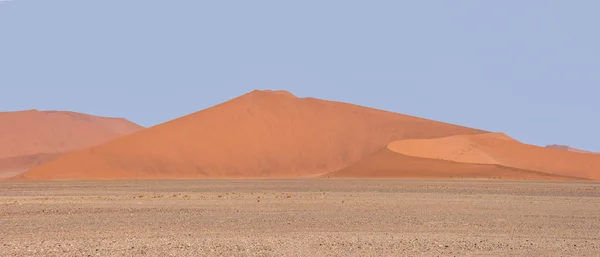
[0,110,143,178]
[386,132,516,165]
[330,133,599,180]
[19,89,488,180]
[324,147,581,181]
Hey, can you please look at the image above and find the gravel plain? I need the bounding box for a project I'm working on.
[0,179,599,256]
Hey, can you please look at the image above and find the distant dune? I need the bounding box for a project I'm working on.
[329,133,599,180]
[19,90,487,180]
[545,144,595,154]
[0,110,143,178]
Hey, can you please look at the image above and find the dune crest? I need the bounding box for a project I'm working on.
[331,133,599,180]
[20,89,488,180]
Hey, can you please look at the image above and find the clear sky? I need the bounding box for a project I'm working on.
[1,1,599,151]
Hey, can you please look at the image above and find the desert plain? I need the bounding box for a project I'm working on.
[1,179,599,256]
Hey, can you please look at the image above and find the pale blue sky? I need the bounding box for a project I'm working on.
[1,1,599,151]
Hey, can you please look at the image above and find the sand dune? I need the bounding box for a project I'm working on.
[0,110,143,177]
[329,133,599,180]
[19,90,487,180]
[324,148,579,180]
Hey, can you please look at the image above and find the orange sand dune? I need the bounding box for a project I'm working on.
[0,110,143,178]
[545,144,595,154]
[324,148,581,181]
[330,133,599,180]
[19,90,487,180]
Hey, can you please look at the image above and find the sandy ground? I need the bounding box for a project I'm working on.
[0,179,599,256]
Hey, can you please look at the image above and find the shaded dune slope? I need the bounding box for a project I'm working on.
[0,110,143,177]
[20,90,487,180]
[330,133,599,180]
